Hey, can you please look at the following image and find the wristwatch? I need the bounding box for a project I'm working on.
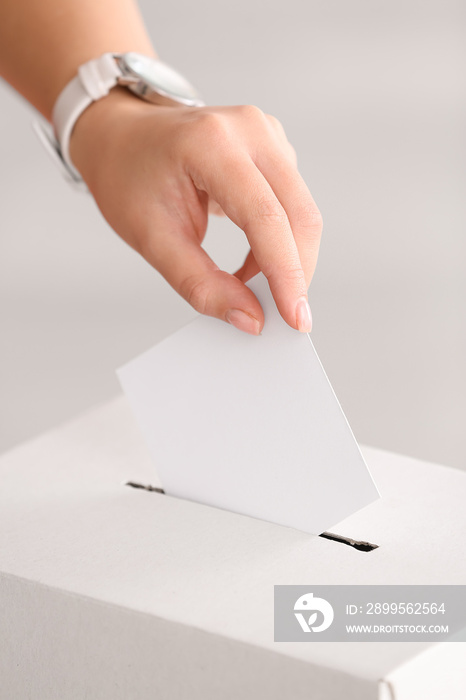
[33,52,204,189]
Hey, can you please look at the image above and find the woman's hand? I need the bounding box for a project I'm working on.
[70,88,323,335]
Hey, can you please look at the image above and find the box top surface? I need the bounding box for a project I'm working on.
[1,397,465,685]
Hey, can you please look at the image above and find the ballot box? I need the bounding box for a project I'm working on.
[1,397,465,700]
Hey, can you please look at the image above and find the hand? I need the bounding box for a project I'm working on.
[70,88,323,335]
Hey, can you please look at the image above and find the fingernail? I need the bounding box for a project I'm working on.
[226,309,261,335]
[296,296,312,332]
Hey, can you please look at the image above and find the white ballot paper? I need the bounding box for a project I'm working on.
[118,274,379,534]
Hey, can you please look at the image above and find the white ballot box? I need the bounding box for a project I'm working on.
[0,397,465,700]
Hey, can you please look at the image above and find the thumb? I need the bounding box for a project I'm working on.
[143,221,264,335]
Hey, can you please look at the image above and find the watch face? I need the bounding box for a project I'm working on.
[119,52,203,106]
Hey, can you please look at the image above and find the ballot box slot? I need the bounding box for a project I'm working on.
[319,531,379,552]
[125,480,165,494]
[125,481,379,551]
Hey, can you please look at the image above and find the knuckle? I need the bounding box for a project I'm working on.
[283,265,307,284]
[250,193,287,225]
[203,111,228,135]
[295,202,324,233]
[237,104,265,121]
[184,111,230,145]
[264,262,305,285]
[283,262,306,278]
[266,114,284,132]
[182,274,212,315]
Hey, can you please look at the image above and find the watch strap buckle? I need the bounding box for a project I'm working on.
[32,119,88,192]
[78,53,123,101]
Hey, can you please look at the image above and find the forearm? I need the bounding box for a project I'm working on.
[0,0,155,120]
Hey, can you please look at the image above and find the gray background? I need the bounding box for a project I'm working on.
[1,0,464,469]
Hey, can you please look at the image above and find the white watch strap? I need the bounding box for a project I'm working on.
[31,53,122,185]
[52,53,123,179]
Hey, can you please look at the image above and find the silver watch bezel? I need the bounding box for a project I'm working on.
[114,53,204,108]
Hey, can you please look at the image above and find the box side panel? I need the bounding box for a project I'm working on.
[0,573,376,700]
[380,640,466,700]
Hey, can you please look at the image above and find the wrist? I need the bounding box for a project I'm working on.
[68,86,148,183]
[35,52,203,187]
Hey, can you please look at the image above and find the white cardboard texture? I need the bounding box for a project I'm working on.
[117,273,379,535]
[0,398,465,700]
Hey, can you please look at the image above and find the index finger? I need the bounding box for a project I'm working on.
[197,154,313,332]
